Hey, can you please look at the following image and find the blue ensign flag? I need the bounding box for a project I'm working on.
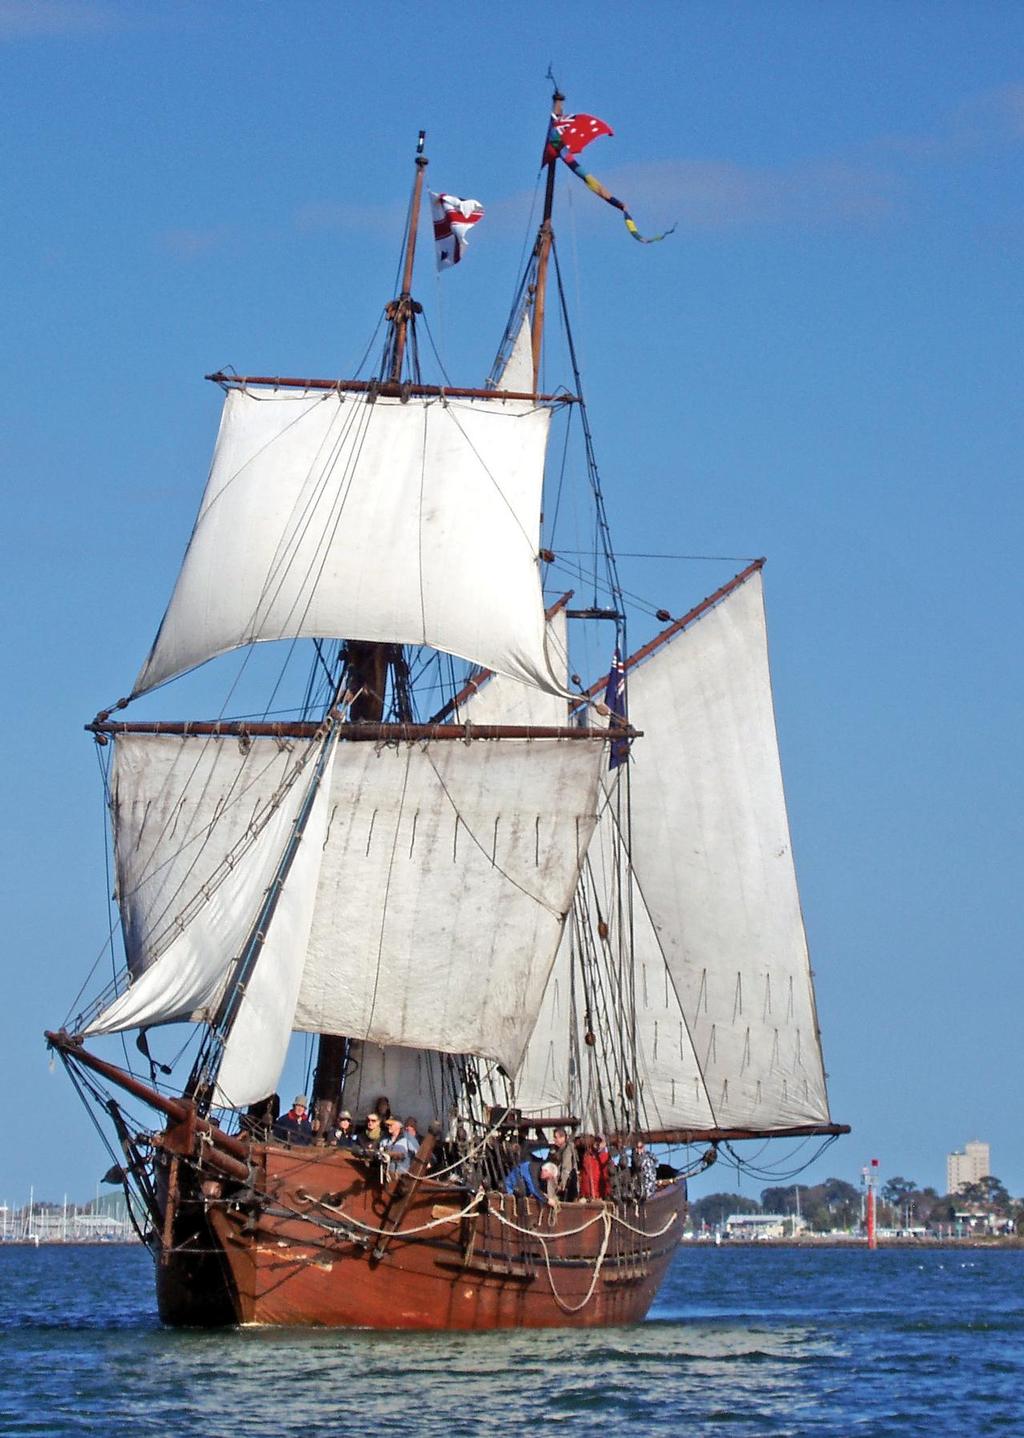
[604,647,630,770]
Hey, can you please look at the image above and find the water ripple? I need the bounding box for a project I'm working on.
[2,1244,1023,1436]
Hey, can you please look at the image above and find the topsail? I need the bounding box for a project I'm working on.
[135,387,565,698]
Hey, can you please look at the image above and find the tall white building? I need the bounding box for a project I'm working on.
[947,1139,991,1194]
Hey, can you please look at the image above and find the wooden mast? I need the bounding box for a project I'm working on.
[386,130,428,384]
[311,134,429,1136]
[531,88,564,393]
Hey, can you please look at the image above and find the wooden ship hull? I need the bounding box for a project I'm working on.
[153,1122,685,1329]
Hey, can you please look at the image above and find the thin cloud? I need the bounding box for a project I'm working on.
[877,84,1024,160]
[0,0,123,38]
[157,225,232,259]
[555,156,898,233]
[295,83,1024,246]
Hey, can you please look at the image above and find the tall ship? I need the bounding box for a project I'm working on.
[48,91,847,1329]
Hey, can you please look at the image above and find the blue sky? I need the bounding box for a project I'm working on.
[3,1,1022,1207]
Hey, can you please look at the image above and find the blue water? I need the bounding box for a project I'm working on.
[2,1243,1022,1435]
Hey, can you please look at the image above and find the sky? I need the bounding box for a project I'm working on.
[2,0,1022,1209]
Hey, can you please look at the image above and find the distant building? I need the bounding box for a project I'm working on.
[947,1139,990,1194]
[724,1213,806,1240]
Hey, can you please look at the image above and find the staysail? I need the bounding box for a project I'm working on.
[134,387,566,698]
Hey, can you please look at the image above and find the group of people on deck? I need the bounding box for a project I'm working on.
[254,1094,661,1202]
[271,1094,422,1175]
[497,1127,658,1205]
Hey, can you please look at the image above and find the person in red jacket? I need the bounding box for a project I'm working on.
[579,1134,612,1200]
[593,1134,612,1198]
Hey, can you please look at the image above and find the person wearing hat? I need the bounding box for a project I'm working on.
[381,1114,412,1175]
[334,1110,357,1148]
[274,1095,313,1145]
[402,1116,421,1157]
[361,1112,384,1152]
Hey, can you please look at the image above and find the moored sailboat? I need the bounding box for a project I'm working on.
[48,91,847,1329]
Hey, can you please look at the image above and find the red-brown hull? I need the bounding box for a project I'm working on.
[158,1143,684,1330]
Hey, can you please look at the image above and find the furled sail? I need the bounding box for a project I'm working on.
[135,387,565,698]
[295,737,602,1074]
[624,569,830,1130]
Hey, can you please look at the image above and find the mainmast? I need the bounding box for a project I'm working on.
[531,88,564,392]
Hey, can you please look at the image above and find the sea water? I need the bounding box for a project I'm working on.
[2,1243,1021,1436]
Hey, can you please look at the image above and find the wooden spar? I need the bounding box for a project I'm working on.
[531,88,564,394]
[426,592,575,725]
[44,1031,251,1180]
[370,1132,439,1262]
[638,1122,851,1145]
[87,720,630,742]
[387,130,429,384]
[577,558,767,703]
[205,372,575,404]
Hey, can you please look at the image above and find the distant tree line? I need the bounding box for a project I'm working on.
[689,1174,1021,1234]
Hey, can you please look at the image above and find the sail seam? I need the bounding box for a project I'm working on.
[598,790,723,1133]
[362,747,414,1042]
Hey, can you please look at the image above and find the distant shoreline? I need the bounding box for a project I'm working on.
[5,1235,1023,1252]
[699,1236,1024,1250]
[0,1239,140,1249]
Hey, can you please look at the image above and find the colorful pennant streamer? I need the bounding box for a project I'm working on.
[546,117,675,245]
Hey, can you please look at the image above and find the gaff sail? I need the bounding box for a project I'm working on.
[614,568,830,1131]
[515,567,831,1135]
